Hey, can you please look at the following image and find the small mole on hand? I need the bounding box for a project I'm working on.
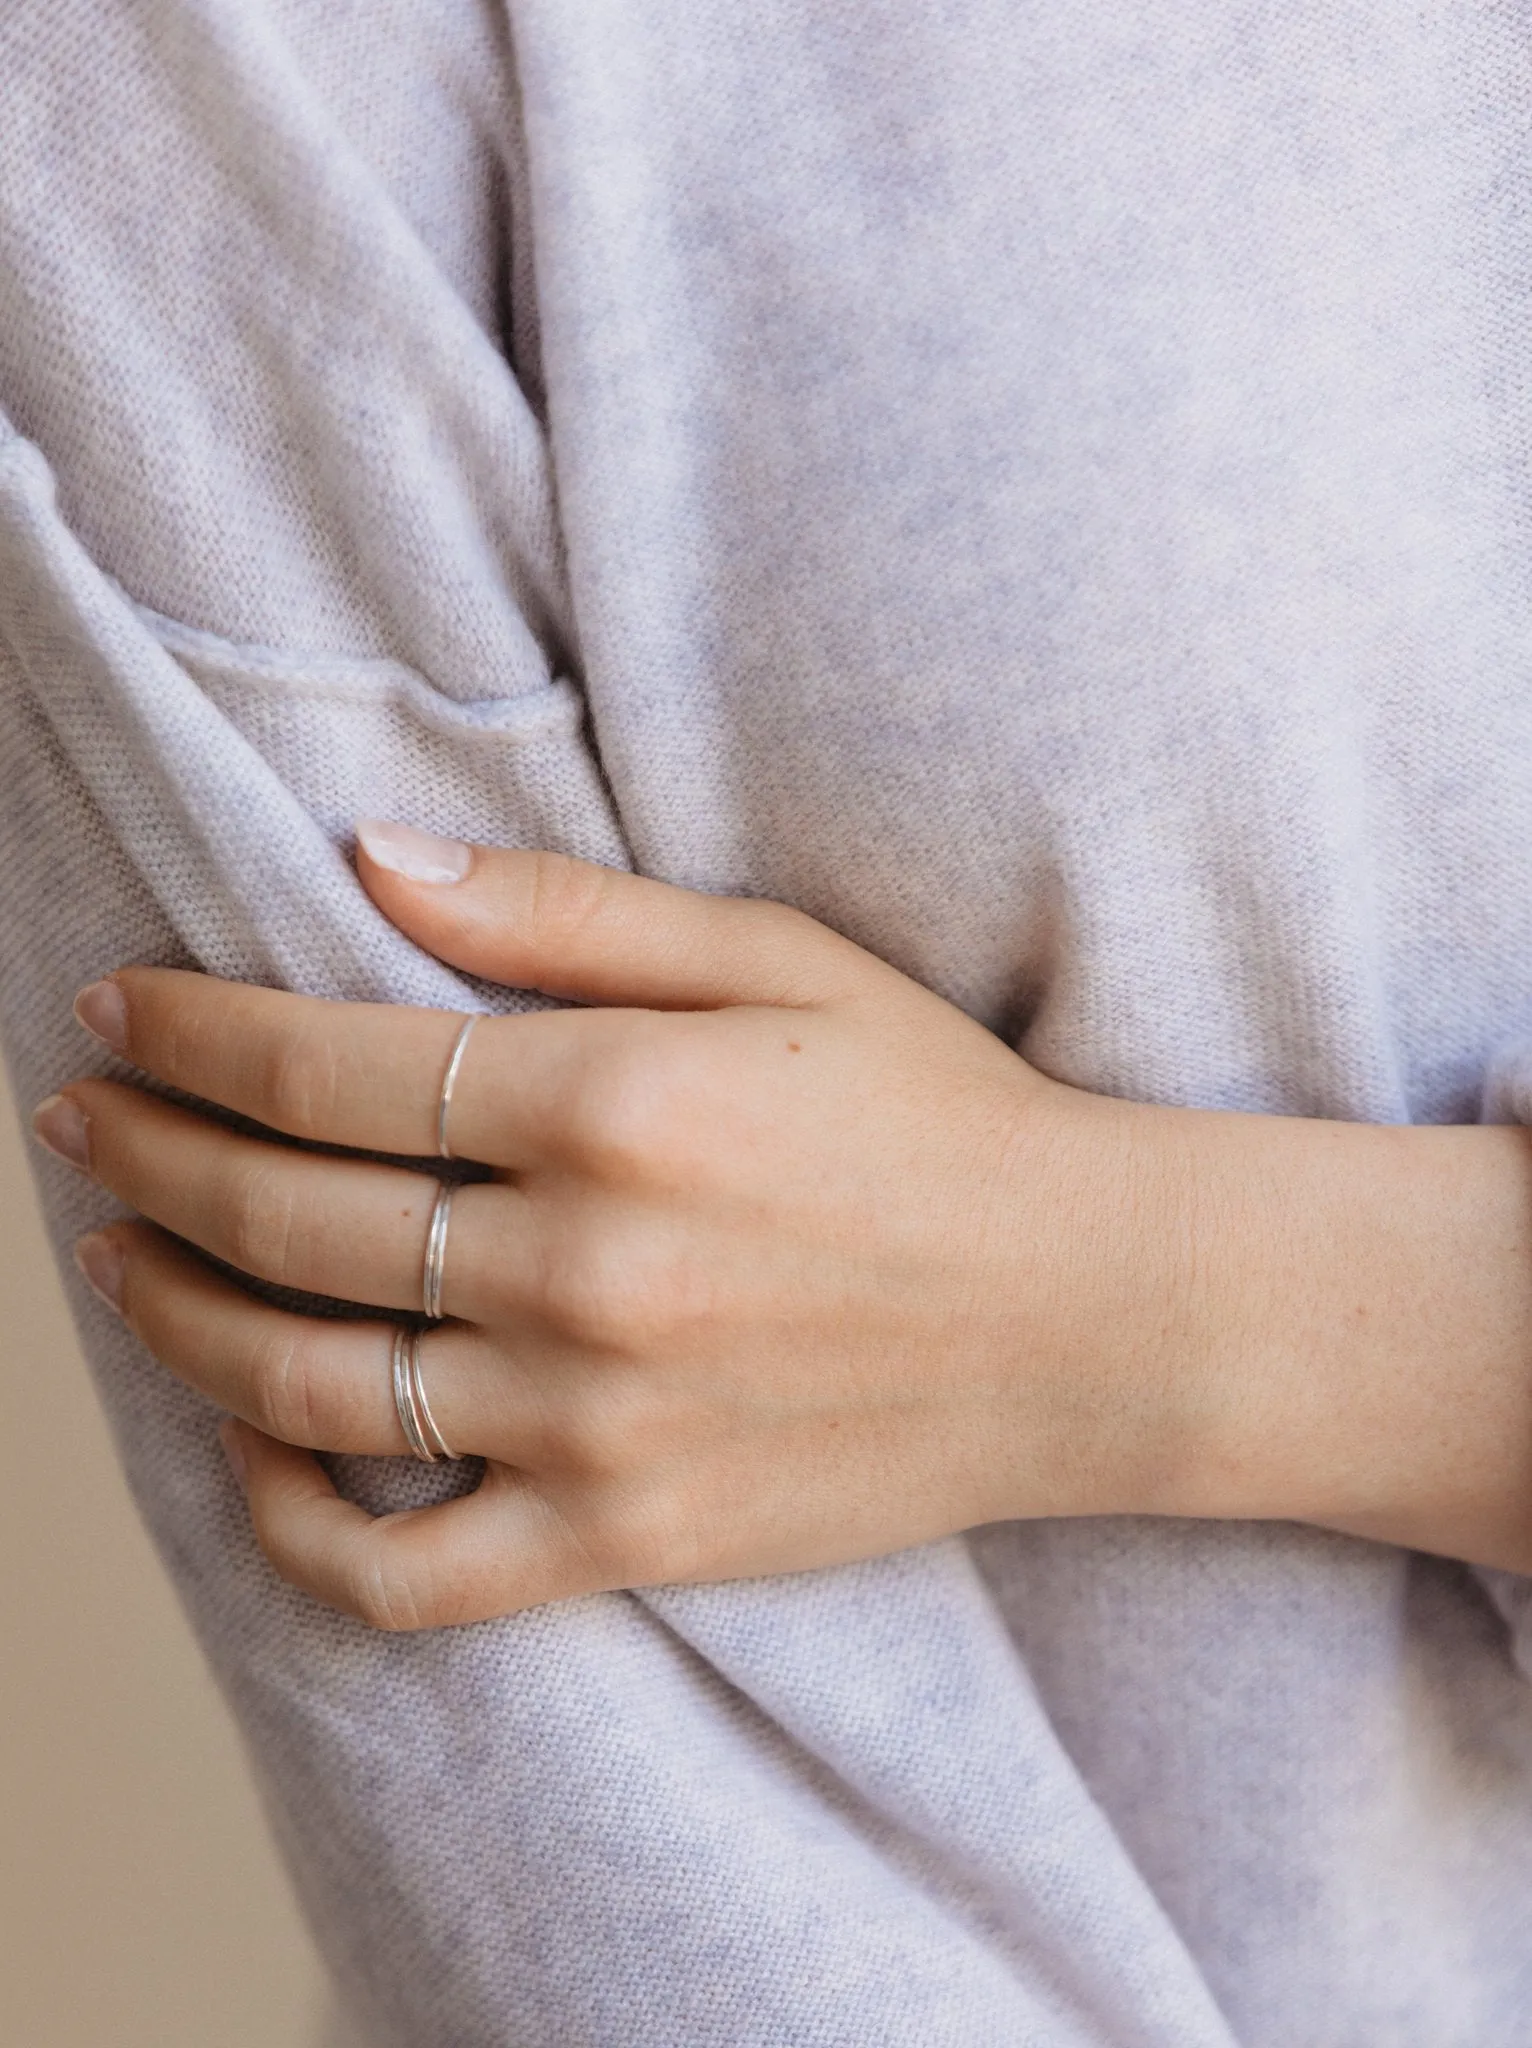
[787,1040,802,1053]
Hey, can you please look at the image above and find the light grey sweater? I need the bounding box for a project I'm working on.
[4,4,1532,2042]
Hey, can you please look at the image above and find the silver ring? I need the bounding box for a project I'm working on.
[391,1325,434,1462]
[422,1181,454,1321]
[391,1327,456,1463]
[437,1015,479,1160]
[409,1327,456,1461]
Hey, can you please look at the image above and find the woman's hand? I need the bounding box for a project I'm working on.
[31,821,1532,1625]
[30,825,1212,1626]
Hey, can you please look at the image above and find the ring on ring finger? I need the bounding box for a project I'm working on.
[391,1325,457,1462]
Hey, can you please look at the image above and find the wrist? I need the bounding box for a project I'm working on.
[979,1084,1231,1526]
[1151,1108,1532,1571]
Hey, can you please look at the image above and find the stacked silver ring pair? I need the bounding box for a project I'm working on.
[393,1014,479,1464]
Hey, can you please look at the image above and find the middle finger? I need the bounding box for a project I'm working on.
[49,1078,531,1318]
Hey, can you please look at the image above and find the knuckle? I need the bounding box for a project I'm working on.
[149,994,217,1093]
[249,1325,322,1445]
[558,1047,671,1179]
[351,1541,432,1633]
[523,849,618,954]
[537,1257,623,1351]
[255,1023,337,1141]
[218,1160,296,1278]
[558,1025,711,1185]
[538,1225,680,1353]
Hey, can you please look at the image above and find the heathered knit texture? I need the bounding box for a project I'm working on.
[5,5,1532,2043]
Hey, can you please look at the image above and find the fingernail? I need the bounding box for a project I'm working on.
[74,1231,126,1312]
[356,818,472,884]
[73,978,128,1054]
[219,1418,249,1490]
[32,1093,92,1172]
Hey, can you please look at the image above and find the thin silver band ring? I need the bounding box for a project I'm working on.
[391,1326,456,1463]
[422,1181,454,1321]
[409,1328,456,1461]
[391,1325,433,1462]
[437,1015,479,1160]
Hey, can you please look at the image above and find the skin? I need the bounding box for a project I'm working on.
[30,823,1532,1629]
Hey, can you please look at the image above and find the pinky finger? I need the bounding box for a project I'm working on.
[221,1422,600,1630]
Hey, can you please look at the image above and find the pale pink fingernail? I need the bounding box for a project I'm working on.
[74,1231,126,1312]
[356,818,473,884]
[32,1093,92,1172]
[73,978,129,1054]
[219,1418,250,1490]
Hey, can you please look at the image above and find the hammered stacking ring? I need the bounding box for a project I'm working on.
[422,1181,454,1321]
[391,1326,455,1463]
[436,1014,479,1159]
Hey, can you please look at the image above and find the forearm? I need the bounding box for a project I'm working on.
[1141,1104,1532,1572]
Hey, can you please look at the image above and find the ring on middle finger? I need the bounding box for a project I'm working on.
[422,1181,454,1321]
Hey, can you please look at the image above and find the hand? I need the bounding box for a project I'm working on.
[35,824,1532,1627]
[31,825,1203,1628]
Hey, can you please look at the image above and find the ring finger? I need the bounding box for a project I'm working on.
[83,1220,564,1461]
[39,1079,529,1320]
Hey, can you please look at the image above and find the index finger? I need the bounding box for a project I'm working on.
[72,968,574,1166]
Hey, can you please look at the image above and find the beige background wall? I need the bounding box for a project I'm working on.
[0,1091,330,2046]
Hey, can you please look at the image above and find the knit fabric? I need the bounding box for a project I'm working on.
[5,4,1532,2042]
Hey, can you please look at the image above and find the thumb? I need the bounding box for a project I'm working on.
[353,821,867,1009]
